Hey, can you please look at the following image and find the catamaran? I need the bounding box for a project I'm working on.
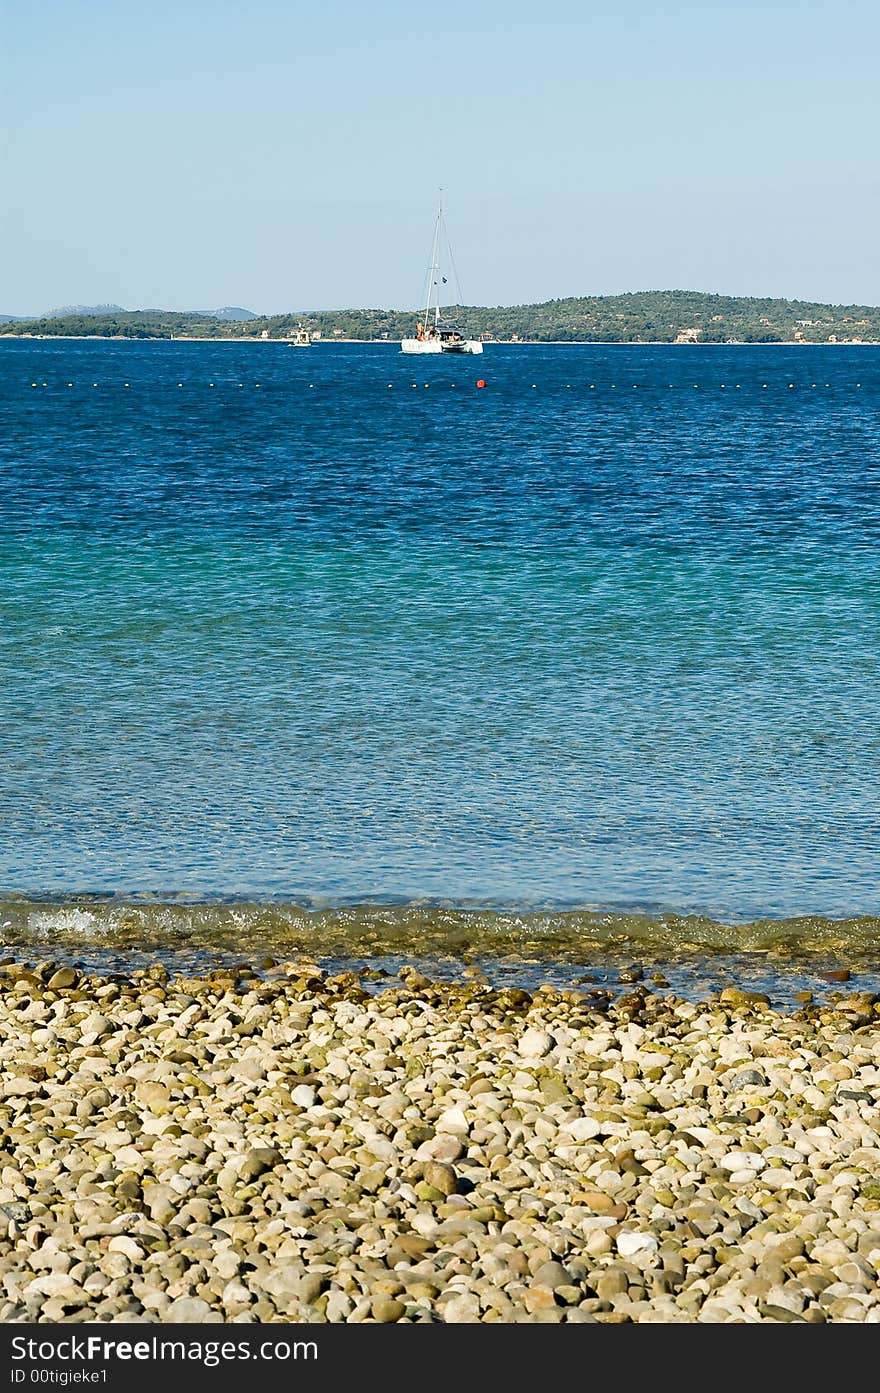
[401,196,483,355]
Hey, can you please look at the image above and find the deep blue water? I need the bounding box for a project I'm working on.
[2,338,880,940]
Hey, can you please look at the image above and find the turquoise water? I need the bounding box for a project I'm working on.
[2,339,880,953]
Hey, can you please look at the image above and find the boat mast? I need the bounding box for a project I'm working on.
[424,190,442,330]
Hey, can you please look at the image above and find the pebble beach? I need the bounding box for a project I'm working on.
[3,957,880,1323]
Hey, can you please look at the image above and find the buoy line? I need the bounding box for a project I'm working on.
[22,380,868,392]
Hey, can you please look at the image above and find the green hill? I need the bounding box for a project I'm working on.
[3,291,879,343]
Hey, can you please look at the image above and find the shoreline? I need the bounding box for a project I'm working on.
[1,955,879,1323]
[6,899,880,1010]
[2,335,879,346]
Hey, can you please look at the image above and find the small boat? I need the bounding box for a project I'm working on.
[401,196,483,355]
[289,325,312,346]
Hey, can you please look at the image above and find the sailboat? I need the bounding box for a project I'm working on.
[401,196,483,355]
[288,324,312,346]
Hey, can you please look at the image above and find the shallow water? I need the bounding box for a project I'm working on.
[2,894,880,1009]
[2,340,880,948]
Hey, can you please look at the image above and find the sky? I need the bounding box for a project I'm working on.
[2,0,879,314]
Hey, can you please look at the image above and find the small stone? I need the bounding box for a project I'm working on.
[595,1270,629,1300]
[222,1281,252,1312]
[2,1078,40,1097]
[764,1234,805,1262]
[400,968,431,990]
[719,988,771,1008]
[420,1134,464,1163]
[524,1287,558,1311]
[585,1228,614,1256]
[166,1297,218,1323]
[0,1203,31,1223]
[414,1181,445,1203]
[371,1296,406,1322]
[259,1266,303,1305]
[617,1231,659,1258]
[563,1117,602,1142]
[857,1230,880,1259]
[80,1012,112,1038]
[142,1184,177,1224]
[134,1081,173,1113]
[554,1284,582,1306]
[299,1274,326,1305]
[107,1237,144,1261]
[26,1274,85,1304]
[618,965,644,983]
[728,1069,768,1091]
[48,968,78,990]
[539,1074,573,1104]
[519,1029,552,1058]
[441,1293,481,1322]
[238,1147,282,1181]
[758,1303,806,1322]
[390,1235,433,1261]
[576,1190,617,1213]
[422,1162,458,1196]
[437,1106,468,1134]
[532,1261,569,1290]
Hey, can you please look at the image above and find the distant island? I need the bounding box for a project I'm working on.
[2,291,879,344]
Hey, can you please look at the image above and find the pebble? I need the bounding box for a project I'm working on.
[519,1029,553,1058]
[47,968,78,991]
[422,1162,458,1196]
[371,1296,406,1322]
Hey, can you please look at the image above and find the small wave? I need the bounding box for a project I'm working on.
[28,906,100,938]
[2,895,880,961]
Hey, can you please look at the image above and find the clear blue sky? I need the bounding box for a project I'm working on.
[3,0,879,314]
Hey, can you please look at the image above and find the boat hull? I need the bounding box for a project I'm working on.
[400,338,483,354]
[401,339,443,354]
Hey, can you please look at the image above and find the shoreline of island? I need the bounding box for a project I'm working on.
[3,335,880,346]
[3,289,880,348]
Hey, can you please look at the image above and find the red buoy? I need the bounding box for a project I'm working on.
[476,379,486,389]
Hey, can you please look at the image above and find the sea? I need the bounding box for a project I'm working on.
[2,337,880,1004]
